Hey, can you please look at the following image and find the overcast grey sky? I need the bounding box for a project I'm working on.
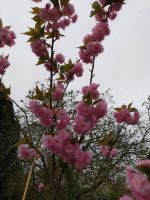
[0,0,150,109]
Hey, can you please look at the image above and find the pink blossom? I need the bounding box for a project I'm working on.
[99,145,118,159]
[18,144,36,161]
[74,114,91,134]
[114,108,140,125]
[108,12,117,20]
[76,101,93,118]
[74,146,92,170]
[82,83,100,100]
[0,27,16,47]
[71,14,78,23]
[30,39,48,57]
[40,4,61,22]
[44,62,51,71]
[86,42,104,57]
[43,130,71,155]
[92,23,110,42]
[79,49,93,64]
[52,83,64,101]
[127,167,150,200]
[29,100,53,127]
[119,195,134,200]
[39,107,54,127]
[55,53,65,63]
[43,132,92,170]
[131,111,140,125]
[39,3,51,21]
[72,62,83,77]
[51,22,61,31]
[60,18,70,30]
[83,34,95,44]
[114,108,130,123]
[94,100,107,119]
[38,183,44,192]
[62,141,75,162]
[29,100,43,117]
[56,109,70,129]
[111,1,123,12]
[95,12,104,22]
[0,55,10,75]
[62,3,75,17]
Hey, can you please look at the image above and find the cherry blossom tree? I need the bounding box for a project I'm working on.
[0,0,150,200]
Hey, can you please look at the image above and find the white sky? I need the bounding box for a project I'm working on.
[0,0,150,110]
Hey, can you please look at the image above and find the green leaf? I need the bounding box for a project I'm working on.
[60,0,70,6]
[0,18,3,28]
[114,107,121,112]
[36,58,45,66]
[11,136,31,148]
[0,83,11,96]
[128,102,133,109]
[50,0,60,7]
[90,1,101,17]
[31,7,41,15]
[78,45,86,50]
[129,108,137,112]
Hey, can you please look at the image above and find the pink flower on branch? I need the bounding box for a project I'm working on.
[82,83,100,100]
[43,132,92,170]
[126,167,150,200]
[52,83,64,101]
[0,27,16,48]
[0,55,10,75]
[55,53,65,64]
[18,144,37,161]
[114,106,140,125]
[99,145,118,159]
[29,100,54,127]
[30,39,48,58]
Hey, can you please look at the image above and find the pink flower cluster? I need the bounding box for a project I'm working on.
[39,3,78,32]
[79,41,104,64]
[82,83,99,100]
[79,0,125,63]
[52,83,64,101]
[18,144,37,161]
[29,100,54,127]
[0,27,16,48]
[79,18,110,63]
[99,145,118,159]
[55,53,65,64]
[74,97,107,134]
[97,0,125,21]
[66,62,84,80]
[56,109,70,129]
[72,62,84,77]
[43,130,92,170]
[126,167,150,200]
[30,39,48,58]
[114,108,140,125]
[0,55,10,75]
[29,100,71,129]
